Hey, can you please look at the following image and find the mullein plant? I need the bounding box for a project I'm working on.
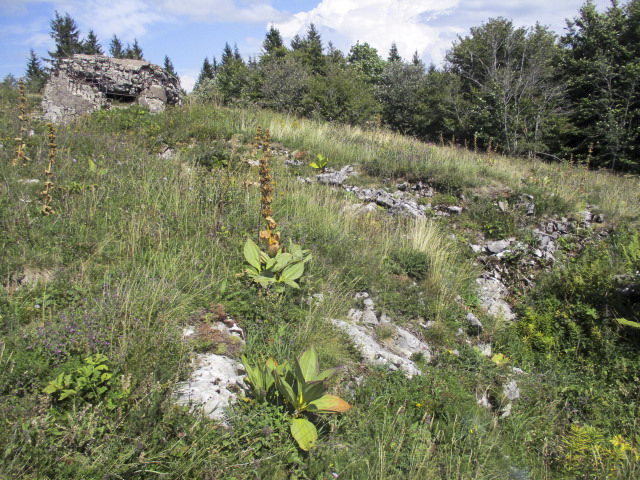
[242,127,312,291]
[257,128,281,255]
[41,123,56,215]
[13,80,30,166]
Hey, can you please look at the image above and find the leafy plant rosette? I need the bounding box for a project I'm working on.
[243,238,312,292]
[242,347,351,451]
[310,153,328,173]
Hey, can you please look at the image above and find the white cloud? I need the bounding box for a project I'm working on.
[53,0,164,41]
[272,0,613,66]
[274,0,461,65]
[179,73,196,93]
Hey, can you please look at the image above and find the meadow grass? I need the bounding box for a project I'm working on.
[0,93,638,479]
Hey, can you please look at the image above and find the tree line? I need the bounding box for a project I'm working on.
[23,11,177,93]
[193,1,639,172]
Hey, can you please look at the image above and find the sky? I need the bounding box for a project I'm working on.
[1,0,613,92]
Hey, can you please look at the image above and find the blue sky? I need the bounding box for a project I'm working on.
[1,0,613,92]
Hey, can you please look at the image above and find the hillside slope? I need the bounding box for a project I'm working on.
[1,94,639,479]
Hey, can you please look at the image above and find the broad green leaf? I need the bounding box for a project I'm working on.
[306,394,352,413]
[297,347,319,382]
[282,278,300,289]
[243,239,262,271]
[302,380,326,404]
[265,256,276,270]
[313,367,338,382]
[310,161,320,168]
[88,158,96,173]
[273,253,293,272]
[491,353,510,366]
[615,317,640,329]
[43,383,59,395]
[290,418,317,451]
[282,261,304,281]
[59,389,77,401]
[273,370,297,407]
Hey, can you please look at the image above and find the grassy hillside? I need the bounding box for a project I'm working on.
[1,91,639,479]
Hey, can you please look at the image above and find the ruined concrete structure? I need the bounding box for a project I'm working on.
[42,55,182,124]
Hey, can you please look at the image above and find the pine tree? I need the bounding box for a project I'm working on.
[48,11,83,61]
[263,26,284,55]
[233,43,243,62]
[388,42,402,63]
[25,49,47,92]
[291,34,304,51]
[194,57,214,90]
[411,50,423,67]
[164,55,177,77]
[221,43,234,66]
[304,23,323,66]
[82,30,103,55]
[110,34,125,58]
[126,39,144,60]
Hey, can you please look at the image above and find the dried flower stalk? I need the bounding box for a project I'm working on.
[13,80,30,166]
[41,123,56,215]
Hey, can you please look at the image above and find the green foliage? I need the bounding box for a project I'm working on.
[241,355,284,403]
[561,0,640,171]
[622,232,640,271]
[243,238,312,291]
[242,347,351,451]
[43,354,129,410]
[309,153,328,172]
[386,248,431,281]
[560,424,638,479]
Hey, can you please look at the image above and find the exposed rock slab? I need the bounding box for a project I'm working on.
[175,353,246,422]
[476,277,515,321]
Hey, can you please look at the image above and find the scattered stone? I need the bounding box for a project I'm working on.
[524,203,535,216]
[500,403,512,418]
[315,165,356,186]
[393,326,432,361]
[348,309,364,323]
[503,379,520,401]
[486,239,511,254]
[396,182,408,191]
[296,176,312,184]
[159,145,175,160]
[466,312,483,331]
[331,319,423,377]
[477,392,491,409]
[476,277,515,321]
[354,203,377,215]
[284,159,305,167]
[375,191,396,209]
[361,310,378,325]
[17,178,40,184]
[476,342,492,357]
[470,244,483,254]
[447,206,463,214]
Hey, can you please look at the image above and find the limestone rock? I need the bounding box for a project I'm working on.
[175,353,247,422]
[42,55,182,124]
